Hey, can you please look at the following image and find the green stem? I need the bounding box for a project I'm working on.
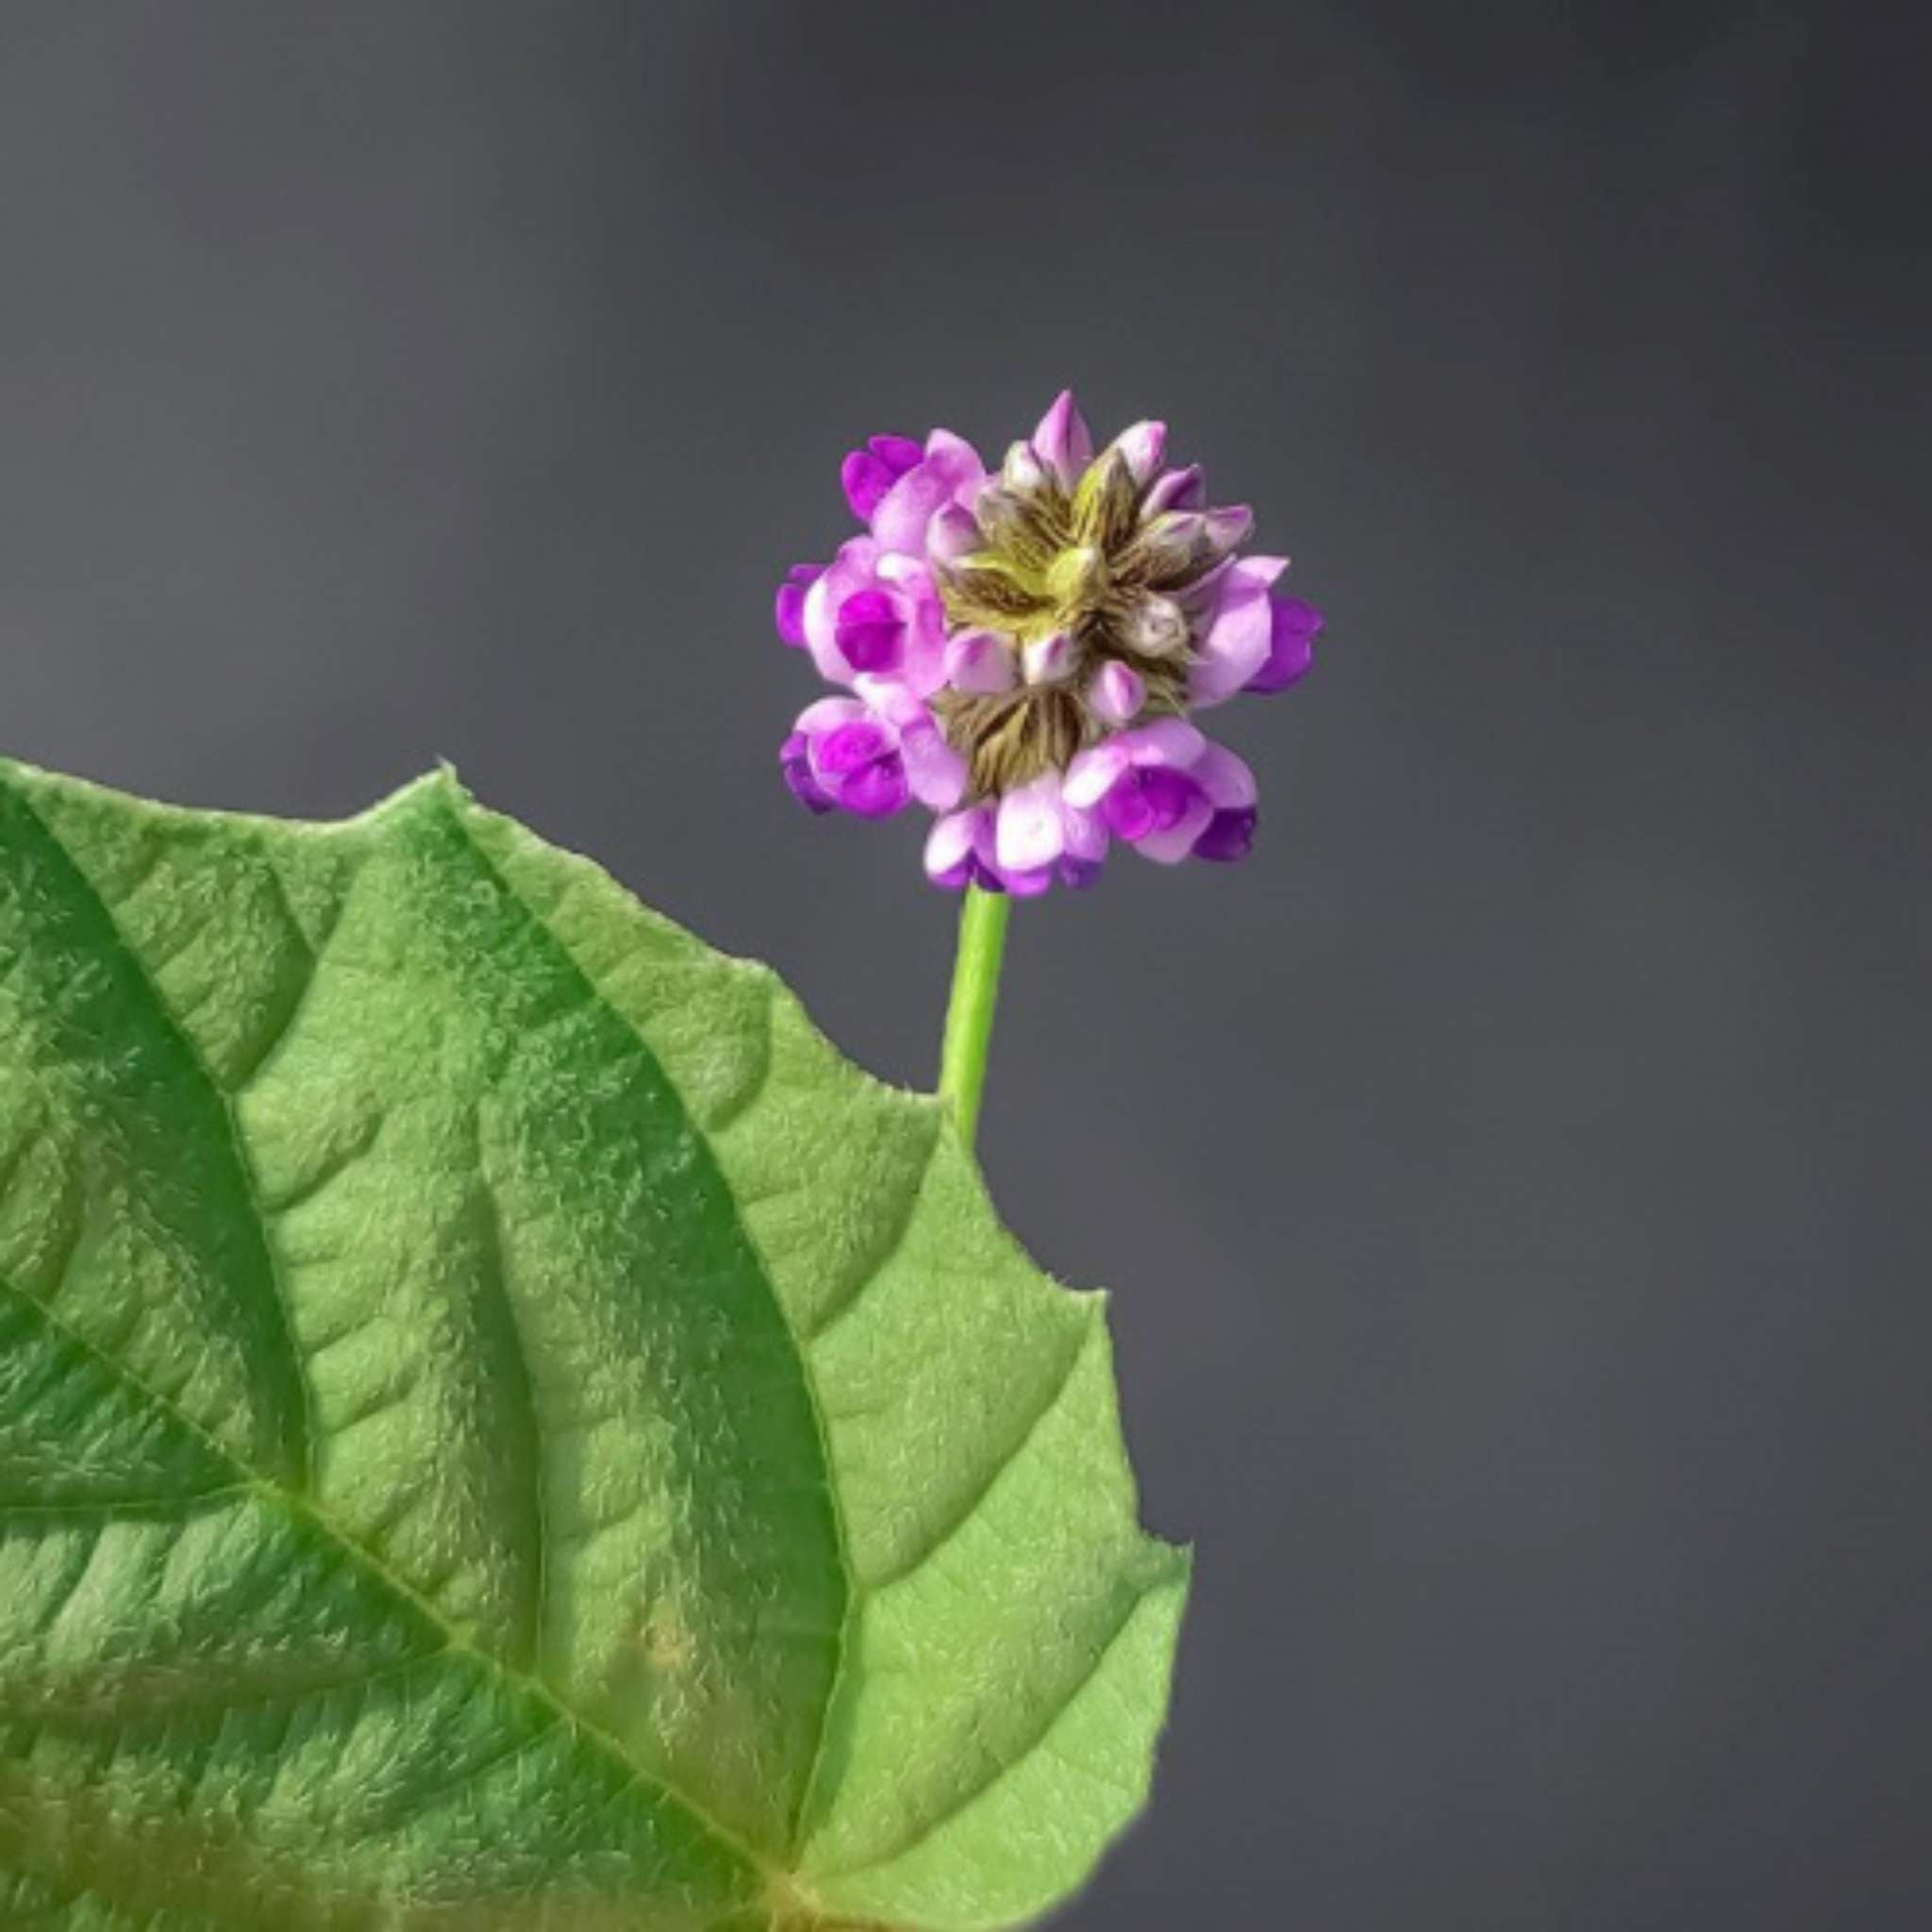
[937,885,1011,1150]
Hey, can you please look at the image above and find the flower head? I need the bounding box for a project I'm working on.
[774,391,1322,892]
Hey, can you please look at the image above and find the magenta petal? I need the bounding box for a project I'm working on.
[869,434,924,474]
[1137,766,1197,833]
[833,588,904,673]
[1135,783,1215,862]
[801,537,883,683]
[814,718,893,777]
[839,755,909,818]
[841,450,902,522]
[1101,766,1203,842]
[780,732,836,814]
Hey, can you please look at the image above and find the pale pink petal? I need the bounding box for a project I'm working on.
[927,504,981,562]
[1064,739,1132,809]
[793,695,868,737]
[924,807,984,886]
[1109,419,1167,484]
[1031,389,1093,487]
[1127,716,1208,769]
[944,629,1017,693]
[1023,630,1075,685]
[872,467,960,556]
[1061,799,1109,864]
[995,772,1068,872]
[1191,556,1290,704]
[1191,741,1258,809]
[1090,661,1145,725]
[1135,789,1215,863]
[900,727,968,810]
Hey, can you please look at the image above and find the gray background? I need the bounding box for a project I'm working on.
[3,4,1927,1926]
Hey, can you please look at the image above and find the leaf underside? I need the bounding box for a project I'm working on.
[0,758,1187,1930]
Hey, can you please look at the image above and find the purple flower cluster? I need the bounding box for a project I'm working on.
[775,391,1321,893]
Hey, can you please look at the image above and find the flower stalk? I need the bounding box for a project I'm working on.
[937,884,1010,1148]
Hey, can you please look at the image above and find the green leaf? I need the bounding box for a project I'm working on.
[0,758,1187,1929]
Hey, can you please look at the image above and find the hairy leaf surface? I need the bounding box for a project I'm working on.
[0,758,1187,1929]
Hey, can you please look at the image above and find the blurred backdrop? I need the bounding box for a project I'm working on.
[2,4,1926,1925]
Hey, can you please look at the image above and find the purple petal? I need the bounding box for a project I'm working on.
[1142,464,1207,515]
[774,563,823,648]
[782,759,836,815]
[1058,855,1105,890]
[1098,768,1161,841]
[1135,783,1215,862]
[1245,595,1324,694]
[1193,806,1257,862]
[869,434,924,474]
[1000,863,1057,899]
[780,733,836,814]
[1204,505,1255,552]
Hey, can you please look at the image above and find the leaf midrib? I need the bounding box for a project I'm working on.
[2,784,779,1897]
[0,1263,772,1892]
